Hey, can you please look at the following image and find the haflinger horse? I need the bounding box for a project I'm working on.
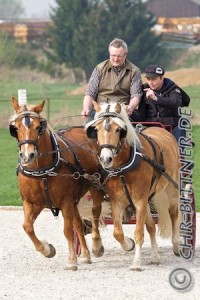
[9,96,106,270]
[85,101,180,271]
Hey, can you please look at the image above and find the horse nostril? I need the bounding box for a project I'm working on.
[100,156,113,164]
[108,157,112,164]
[29,153,35,161]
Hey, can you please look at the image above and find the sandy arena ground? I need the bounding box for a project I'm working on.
[0,208,199,300]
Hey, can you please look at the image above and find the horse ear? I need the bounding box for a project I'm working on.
[35,100,45,114]
[11,96,20,112]
[93,101,101,112]
[115,103,121,114]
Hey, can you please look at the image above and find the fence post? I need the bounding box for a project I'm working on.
[46,98,50,122]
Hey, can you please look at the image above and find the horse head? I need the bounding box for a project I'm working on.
[9,96,46,166]
[85,101,140,169]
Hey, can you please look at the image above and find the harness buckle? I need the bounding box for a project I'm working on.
[135,123,144,133]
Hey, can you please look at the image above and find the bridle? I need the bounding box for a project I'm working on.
[86,107,127,155]
[9,109,61,177]
[9,110,47,150]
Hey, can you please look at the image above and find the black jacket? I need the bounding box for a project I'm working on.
[130,78,190,127]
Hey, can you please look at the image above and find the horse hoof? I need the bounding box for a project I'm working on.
[64,265,78,271]
[79,256,92,264]
[174,251,180,257]
[45,244,56,258]
[148,261,160,265]
[129,266,142,272]
[126,238,135,251]
[92,245,104,257]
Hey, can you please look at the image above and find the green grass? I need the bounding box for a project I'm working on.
[192,126,200,211]
[0,130,21,205]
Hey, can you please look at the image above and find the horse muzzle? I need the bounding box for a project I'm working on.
[18,140,38,166]
[98,144,119,168]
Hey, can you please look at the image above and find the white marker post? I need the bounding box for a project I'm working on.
[18,89,27,106]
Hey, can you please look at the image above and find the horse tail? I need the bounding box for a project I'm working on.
[153,191,172,238]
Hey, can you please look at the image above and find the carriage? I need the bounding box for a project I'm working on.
[9,97,196,270]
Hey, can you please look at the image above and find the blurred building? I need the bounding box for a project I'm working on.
[146,0,200,47]
[146,0,200,18]
[0,19,50,46]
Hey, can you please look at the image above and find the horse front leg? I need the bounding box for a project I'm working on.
[23,200,56,258]
[61,204,79,271]
[130,200,147,271]
[73,205,91,264]
[111,197,135,252]
[90,188,105,257]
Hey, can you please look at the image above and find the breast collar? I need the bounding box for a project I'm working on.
[102,145,142,176]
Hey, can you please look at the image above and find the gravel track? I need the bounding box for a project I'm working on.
[0,208,199,300]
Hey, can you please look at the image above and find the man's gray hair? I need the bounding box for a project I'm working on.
[108,38,128,52]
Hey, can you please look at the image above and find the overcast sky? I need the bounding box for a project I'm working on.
[20,0,57,18]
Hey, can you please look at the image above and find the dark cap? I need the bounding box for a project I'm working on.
[145,65,165,78]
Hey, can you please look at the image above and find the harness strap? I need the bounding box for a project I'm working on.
[142,150,178,189]
[120,175,136,211]
[139,132,161,192]
[43,177,60,217]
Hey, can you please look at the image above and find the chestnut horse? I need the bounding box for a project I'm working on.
[85,101,180,271]
[9,97,105,270]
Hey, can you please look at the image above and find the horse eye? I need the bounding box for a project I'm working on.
[35,125,40,131]
[116,128,120,133]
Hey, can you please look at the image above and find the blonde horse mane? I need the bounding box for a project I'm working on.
[93,102,141,150]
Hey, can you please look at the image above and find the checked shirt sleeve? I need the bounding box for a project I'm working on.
[84,67,100,100]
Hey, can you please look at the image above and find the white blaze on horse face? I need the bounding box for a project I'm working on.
[98,121,114,168]
[98,119,120,168]
[100,147,113,168]
[20,117,36,165]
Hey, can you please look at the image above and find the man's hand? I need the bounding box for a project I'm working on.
[144,88,158,101]
[125,96,141,115]
[81,108,90,118]
[126,105,134,115]
[81,95,94,118]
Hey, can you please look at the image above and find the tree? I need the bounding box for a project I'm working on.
[48,0,165,79]
[96,0,164,72]
[0,0,24,19]
[0,33,18,66]
[47,0,91,64]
